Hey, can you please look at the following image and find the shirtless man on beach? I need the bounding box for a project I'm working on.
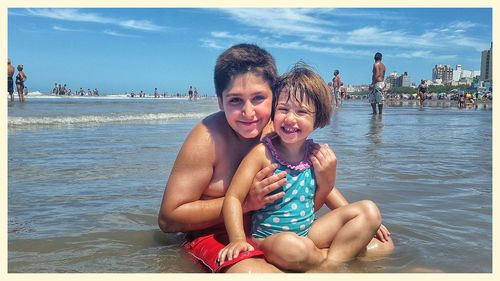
[369,52,386,115]
[8,59,15,102]
[158,44,393,273]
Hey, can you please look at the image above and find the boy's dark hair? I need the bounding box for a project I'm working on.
[274,62,333,129]
[374,52,383,61]
[214,44,277,99]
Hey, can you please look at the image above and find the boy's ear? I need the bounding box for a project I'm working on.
[217,96,224,111]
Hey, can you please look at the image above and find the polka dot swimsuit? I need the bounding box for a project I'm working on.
[251,136,316,239]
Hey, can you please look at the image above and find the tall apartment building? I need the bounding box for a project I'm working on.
[432,64,453,84]
[480,42,492,83]
[396,72,411,87]
[386,71,398,89]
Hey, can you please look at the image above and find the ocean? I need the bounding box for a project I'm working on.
[7,93,492,273]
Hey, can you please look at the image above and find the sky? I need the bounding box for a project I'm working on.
[7,8,492,95]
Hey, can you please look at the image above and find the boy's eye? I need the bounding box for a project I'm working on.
[228,98,242,104]
[253,95,266,101]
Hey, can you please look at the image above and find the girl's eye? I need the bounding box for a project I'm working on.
[297,110,309,115]
[276,106,288,112]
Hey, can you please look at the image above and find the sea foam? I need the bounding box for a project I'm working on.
[8,112,207,127]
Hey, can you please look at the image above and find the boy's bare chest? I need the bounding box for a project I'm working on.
[202,142,250,198]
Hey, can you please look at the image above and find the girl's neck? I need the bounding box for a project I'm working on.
[273,137,307,164]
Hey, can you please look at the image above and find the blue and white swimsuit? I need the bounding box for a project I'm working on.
[251,136,316,239]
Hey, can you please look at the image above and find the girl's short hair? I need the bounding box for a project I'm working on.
[274,62,333,129]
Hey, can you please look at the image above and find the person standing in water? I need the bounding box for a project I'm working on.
[332,69,341,108]
[369,52,386,114]
[15,64,27,102]
[8,59,15,102]
[417,80,427,107]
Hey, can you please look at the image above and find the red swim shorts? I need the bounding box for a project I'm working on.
[183,217,264,272]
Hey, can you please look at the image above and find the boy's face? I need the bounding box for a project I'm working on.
[218,73,273,139]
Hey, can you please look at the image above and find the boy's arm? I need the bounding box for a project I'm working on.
[224,145,268,242]
[158,123,224,233]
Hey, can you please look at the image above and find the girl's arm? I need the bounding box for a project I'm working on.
[224,144,269,242]
[218,145,270,263]
[309,143,337,209]
[324,187,349,209]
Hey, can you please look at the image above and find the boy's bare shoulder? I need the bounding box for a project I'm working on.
[188,112,230,142]
[178,112,227,159]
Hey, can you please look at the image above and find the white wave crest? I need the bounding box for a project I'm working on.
[9,112,207,127]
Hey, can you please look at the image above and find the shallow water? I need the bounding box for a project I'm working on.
[8,96,492,272]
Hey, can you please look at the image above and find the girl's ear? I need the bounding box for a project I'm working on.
[217,96,224,111]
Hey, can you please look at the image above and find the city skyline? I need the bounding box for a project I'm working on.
[8,8,492,95]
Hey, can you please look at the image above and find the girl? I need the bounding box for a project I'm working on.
[218,63,382,272]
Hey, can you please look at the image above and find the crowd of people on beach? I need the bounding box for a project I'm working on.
[52,83,99,96]
[7,58,28,103]
[127,85,206,100]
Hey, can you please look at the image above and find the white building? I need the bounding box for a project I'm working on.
[452,64,480,84]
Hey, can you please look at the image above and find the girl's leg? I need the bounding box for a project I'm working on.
[357,235,394,261]
[307,200,381,270]
[254,232,327,272]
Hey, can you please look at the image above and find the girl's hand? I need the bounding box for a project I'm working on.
[243,163,286,213]
[310,143,337,192]
[217,241,255,264]
[375,224,391,242]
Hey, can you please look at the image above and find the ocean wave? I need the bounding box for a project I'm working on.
[22,92,209,100]
[8,112,207,127]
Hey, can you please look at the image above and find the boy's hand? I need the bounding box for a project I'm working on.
[243,163,286,213]
[217,241,255,264]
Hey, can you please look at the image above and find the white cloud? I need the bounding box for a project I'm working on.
[27,8,112,24]
[25,8,166,32]
[221,8,336,37]
[396,50,456,60]
[52,25,86,32]
[200,39,225,50]
[118,19,166,32]
[202,31,371,57]
[103,29,138,38]
[216,8,488,56]
[211,31,258,42]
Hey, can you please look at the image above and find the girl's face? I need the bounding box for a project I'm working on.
[218,73,273,139]
[273,90,315,145]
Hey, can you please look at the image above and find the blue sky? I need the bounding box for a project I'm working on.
[8,8,492,95]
